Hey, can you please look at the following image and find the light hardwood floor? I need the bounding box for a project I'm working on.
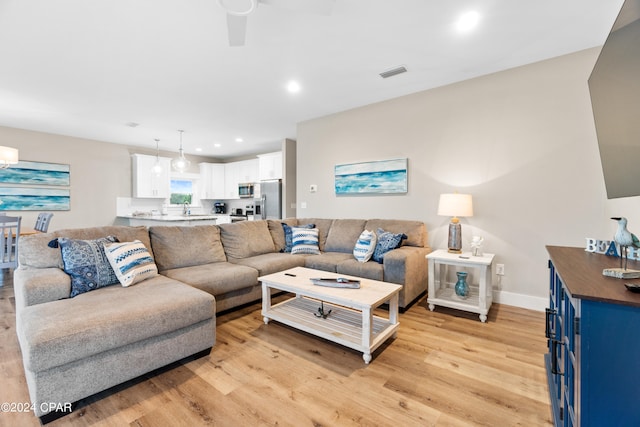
[0,272,552,426]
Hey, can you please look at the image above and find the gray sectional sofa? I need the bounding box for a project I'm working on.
[14,218,430,419]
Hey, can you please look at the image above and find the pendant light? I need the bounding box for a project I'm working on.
[151,139,163,176]
[171,129,190,173]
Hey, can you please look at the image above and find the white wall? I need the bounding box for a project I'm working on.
[297,47,626,310]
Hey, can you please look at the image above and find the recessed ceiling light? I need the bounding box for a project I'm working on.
[195,147,203,152]
[214,143,221,148]
[455,11,480,32]
[235,137,243,143]
[286,80,301,94]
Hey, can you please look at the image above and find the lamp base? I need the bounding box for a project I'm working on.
[447,222,462,253]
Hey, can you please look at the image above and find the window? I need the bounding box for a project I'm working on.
[170,179,193,205]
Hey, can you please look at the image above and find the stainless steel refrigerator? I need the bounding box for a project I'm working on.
[259,180,282,219]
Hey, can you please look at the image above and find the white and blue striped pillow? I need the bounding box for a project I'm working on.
[104,240,158,287]
[353,229,377,263]
[291,227,320,255]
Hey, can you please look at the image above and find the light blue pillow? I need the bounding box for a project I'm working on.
[282,222,315,253]
[57,236,120,297]
[291,227,320,255]
[372,228,407,263]
[353,229,377,262]
[104,240,158,287]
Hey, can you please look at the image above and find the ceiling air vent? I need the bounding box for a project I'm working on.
[379,65,407,79]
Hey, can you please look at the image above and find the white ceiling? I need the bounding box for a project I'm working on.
[0,0,625,159]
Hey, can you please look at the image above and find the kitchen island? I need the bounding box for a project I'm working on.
[117,214,220,227]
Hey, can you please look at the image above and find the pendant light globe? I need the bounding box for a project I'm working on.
[171,130,190,173]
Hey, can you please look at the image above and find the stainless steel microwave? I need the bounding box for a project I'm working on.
[238,182,254,198]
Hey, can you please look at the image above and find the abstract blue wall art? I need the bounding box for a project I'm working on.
[335,158,408,195]
[0,161,70,186]
[0,187,70,211]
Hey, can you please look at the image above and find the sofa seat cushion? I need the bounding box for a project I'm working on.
[230,252,307,276]
[150,225,226,271]
[17,275,214,372]
[337,259,384,281]
[162,262,259,296]
[304,252,354,273]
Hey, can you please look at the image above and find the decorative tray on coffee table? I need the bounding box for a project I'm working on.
[310,277,361,289]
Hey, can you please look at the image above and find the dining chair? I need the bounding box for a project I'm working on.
[0,215,21,269]
[34,212,53,232]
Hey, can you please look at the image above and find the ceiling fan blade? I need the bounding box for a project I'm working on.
[226,13,247,47]
[260,0,334,16]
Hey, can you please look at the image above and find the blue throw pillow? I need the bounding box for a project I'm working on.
[372,228,407,263]
[57,236,120,297]
[291,227,321,255]
[282,222,315,253]
[104,240,158,287]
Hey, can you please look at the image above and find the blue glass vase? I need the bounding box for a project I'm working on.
[455,271,469,299]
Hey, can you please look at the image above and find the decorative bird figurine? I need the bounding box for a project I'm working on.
[611,217,640,270]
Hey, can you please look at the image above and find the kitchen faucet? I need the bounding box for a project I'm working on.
[183,202,190,215]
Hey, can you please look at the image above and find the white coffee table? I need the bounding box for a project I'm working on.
[259,267,402,364]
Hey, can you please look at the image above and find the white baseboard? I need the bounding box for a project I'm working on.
[493,290,547,312]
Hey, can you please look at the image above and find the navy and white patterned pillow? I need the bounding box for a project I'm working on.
[282,222,315,253]
[372,228,407,263]
[291,227,320,255]
[353,229,377,263]
[104,240,158,287]
[57,236,120,297]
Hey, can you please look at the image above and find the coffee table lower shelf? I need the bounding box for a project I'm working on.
[262,296,398,364]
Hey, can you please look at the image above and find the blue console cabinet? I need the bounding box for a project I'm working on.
[546,246,640,426]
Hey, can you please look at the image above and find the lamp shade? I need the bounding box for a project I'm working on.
[437,193,473,218]
[0,146,19,169]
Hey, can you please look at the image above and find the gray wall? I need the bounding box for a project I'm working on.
[296,47,624,309]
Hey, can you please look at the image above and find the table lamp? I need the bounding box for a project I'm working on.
[438,193,473,253]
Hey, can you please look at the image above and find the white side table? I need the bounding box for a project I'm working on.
[426,249,495,322]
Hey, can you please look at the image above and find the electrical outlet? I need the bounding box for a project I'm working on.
[496,264,505,276]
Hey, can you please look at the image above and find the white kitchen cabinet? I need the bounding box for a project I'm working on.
[223,159,259,199]
[238,159,259,183]
[199,163,225,199]
[258,152,282,181]
[132,154,171,198]
[224,162,240,199]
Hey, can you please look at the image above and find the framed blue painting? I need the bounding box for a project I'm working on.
[0,160,70,210]
[335,158,408,195]
[0,161,70,186]
[0,187,70,211]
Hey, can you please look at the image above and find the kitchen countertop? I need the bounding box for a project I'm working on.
[118,214,220,221]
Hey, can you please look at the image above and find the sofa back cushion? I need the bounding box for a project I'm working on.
[267,218,299,252]
[19,226,152,269]
[219,220,276,259]
[149,225,226,272]
[324,219,366,253]
[364,219,428,247]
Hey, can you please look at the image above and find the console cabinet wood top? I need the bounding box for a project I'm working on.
[546,245,640,307]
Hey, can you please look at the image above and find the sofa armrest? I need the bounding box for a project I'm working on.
[383,246,431,307]
[13,267,71,312]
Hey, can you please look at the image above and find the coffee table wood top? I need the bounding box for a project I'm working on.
[259,267,402,309]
